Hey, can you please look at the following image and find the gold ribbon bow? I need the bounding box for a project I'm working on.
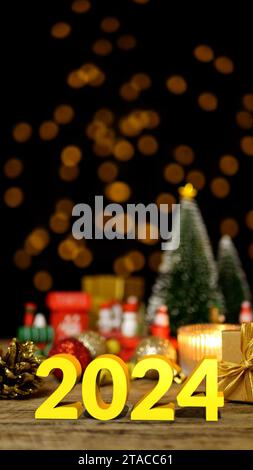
[218,323,253,400]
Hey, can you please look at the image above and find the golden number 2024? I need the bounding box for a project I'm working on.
[35,354,224,422]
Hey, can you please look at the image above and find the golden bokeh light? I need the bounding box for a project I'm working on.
[166,75,187,94]
[71,0,91,13]
[97,161,118,182]
[236,110,253,130]
[120,82,139,101]
[210,177,230,198]
[173,145,195,165]
[131,73,151,91]
[93,139,114,157]
[92,39,113,56]
[148,250,162,272]
[105,181,131,202]
[124,250,145,272]
[55,198,74,215]
[164,163,184,184]
[13,250,31,270]
[113,257,131,278]
[4,158,23,178]
[59,164,80,181]
[4,187,24,208]
[24,238,40,256]
[198,92,218,111]
[94,108,114,125]
[245,210,253,230]
[137,135,158,155]
[248,242,253,260]
[240,136,253,156]
[54,104,75,125]
[33,271,53,292]
[61,145,82,167]
[193,44,214,62]
[27,229,50,251]
[67,70,86,88]
[39,121,59,140]
[242,94,253,112]
[117,34,137,50]
[156,193,176,212]
[219,155,239,175]
[74,248,93,268]
[114,139,135,160]
[214,56,234,74]
[220,218,239,238]
[138,222,159,245]
[12,122,32,143]
[186,170,206,190]
[58,238,79,260]
[50,212,70,234]
[86,120,107,140]
[51,22,71,39]
[100,16,120,33]
[146,110,160,129]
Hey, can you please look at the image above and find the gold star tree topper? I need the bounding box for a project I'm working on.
[179,183,197,199]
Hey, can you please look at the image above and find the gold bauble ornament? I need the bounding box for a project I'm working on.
[134,336,183,381]
[77,331,107,358]
[135,336,177,362]
[106,338,121,355]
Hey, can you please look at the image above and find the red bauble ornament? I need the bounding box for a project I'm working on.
[49,337,91,380]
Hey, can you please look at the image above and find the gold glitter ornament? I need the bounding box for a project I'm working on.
[134,337,185,382]
[0,339,43,399]
[77,331,107,358]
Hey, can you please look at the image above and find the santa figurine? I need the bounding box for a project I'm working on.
[98,302,112,335]
[121,303,138,338]
[239,301,253,323]
[150,305,170,339]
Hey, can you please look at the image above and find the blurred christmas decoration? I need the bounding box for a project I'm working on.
[106,338,121,354]
[0,339,42,399]
[134,336,176,364]
[218,235,252,323]
[134,336,183,382]
[150,305,170,339]
[147,184,224,335]
[218,322,253,402]
[82,274,144,328]
[77,331,107,358]
[46,292,91,341]
[49,337,91,380]
[239,301,253,323]
[17,303,54,355]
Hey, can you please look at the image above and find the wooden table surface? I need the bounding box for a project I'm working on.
[0,376,253,450]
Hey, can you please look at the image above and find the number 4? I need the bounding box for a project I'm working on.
[177,357,224,421]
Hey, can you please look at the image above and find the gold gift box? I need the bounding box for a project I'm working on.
[219,324,253,403]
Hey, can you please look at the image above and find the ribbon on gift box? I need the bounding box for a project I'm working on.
[218,322,253,400]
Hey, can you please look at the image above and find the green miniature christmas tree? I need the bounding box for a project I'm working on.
[217,235,251,323]
[147,184,224,335]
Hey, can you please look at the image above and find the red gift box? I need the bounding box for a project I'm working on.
[46,291,91,342]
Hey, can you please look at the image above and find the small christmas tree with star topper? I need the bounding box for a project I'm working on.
[217,235,251,323]
[147,183,224,335]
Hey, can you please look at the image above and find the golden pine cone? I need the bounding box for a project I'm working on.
[0,338,43,399]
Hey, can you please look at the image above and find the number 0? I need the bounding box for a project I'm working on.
[82,355,130,420]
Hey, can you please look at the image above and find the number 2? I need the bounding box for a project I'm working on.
[131,355,175,421]
[35,354,83,420]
